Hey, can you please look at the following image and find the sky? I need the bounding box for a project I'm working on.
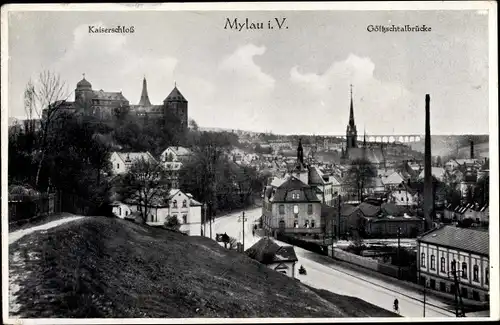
[6,8,491,135]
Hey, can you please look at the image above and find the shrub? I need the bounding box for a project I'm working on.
[164,215,180,231]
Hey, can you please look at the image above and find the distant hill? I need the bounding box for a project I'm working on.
[409,135,489,158]
[9,217,398,318]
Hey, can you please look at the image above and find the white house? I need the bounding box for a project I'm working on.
[110,151,157,175]
[417,226,489,303]
[382,171,405,190]
[245,237,298,279]
[160,146,192,163]
[111,201,133,219]
[388,186,419,207]
[160,189,203,236]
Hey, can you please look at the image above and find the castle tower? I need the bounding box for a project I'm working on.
[138,76,152,106]
[163,83,188,133]
[75,73,93,104]
[346,84,358,151]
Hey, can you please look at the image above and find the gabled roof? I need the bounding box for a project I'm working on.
[113,151,157,164]
[418,225,489,256]
[164,86,187,102]
[245,237,298,264]
[357,202,381,217]
[162,146,192,157]
[382,171,405,185]
[272,176,320,202]
[93,90,128,102]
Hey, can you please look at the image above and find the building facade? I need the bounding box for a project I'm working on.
[417,226,489,303]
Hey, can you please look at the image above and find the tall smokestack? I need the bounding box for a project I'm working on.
[423,94,434,230]
[470,140,474,159]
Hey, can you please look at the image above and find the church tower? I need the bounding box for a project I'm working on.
[163,83,188,133]
[138,76,152,107]
[346,84,358,151]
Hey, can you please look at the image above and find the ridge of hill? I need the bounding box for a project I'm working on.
[9,217,398,318]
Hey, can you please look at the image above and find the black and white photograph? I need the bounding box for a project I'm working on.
[1,2,498,323]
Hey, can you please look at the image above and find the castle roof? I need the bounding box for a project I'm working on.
[93,90,128,102]
[138,77,152,106]
[76,77,92,89]
[164,86,187,102]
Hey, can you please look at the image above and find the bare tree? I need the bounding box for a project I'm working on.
[117,157,170,224]
[24,71,71,188]
[344,158,377,202]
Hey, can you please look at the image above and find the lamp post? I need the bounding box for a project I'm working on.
[448,262,466,317]
[397,227,401,279]
[238,212,248,252]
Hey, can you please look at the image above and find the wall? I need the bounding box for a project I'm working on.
[271,201,321,229]
[268,261,296,278]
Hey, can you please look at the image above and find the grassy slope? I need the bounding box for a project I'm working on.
[9,217,398,318]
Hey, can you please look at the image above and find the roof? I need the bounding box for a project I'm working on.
[347,148,384,164]
[418,225,489,256]
[382,171,405,185]
[418,167,445,180]
[164,146,192,157]
[164,86,187,102]
[245,237,298,264]
[76,77,92,89]
[340,204,358,217]
[272,176,321,202]
[93,90,128,102]
[357,202,381,217]
[114,151,157,164]
[190,198,203,206]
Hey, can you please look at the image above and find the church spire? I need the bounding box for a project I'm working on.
[138,76,152,106]
[349,84,355,127]
[297,138,304,166]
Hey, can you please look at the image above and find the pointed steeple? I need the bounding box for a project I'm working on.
[138,76,152,106]
[297,138,304,166]
[349,84,355,127]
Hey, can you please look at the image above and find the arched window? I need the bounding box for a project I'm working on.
[430,255,436,270]
[440,257,446,272]
[462,262,468,279]
[293,205,299,215]
[173,200,177,208]
[473,265,479,282]
[421,253,426,267]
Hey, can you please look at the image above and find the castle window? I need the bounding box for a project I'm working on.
[473,265,479,282]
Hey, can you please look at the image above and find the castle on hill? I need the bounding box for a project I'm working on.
[53,74,188,133]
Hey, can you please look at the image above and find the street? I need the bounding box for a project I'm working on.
[210,207,455,318]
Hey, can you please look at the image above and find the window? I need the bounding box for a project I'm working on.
[451,259,457,272]
[462,262,468,279]
[461,287,468,299]
[117,163,120,169]
[182,200,187,208]
[430,255,436,270]
[473,265,479,282]
[485,269,489,285]
[182,215,187,224]
[430,279,436,289]
[304,220,310,228]
[173,200,177,208]
[293,205,299,215]
[279,205,285,215]
[472,291,480,301]
[125,210,129,216]
[441,257,446,272]
[119,207,122,215]
[294,220,298,228]
[421,253,426,267]
[440,282,446,292]
[311,220,315,228]
[307,204,313,215]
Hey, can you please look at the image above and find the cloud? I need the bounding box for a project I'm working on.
[288,54,420,134]
[50,22,179,104]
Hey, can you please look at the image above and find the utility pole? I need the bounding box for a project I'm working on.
[209,203,213,240]
[203,203,207,237]
[397,227,401,279]
[423,279,427,317]
[242,211,245,251]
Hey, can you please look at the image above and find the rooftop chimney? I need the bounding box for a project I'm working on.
[470,140,474,160]
[423,94,434,230]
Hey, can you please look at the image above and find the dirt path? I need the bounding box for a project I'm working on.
[9,216,85,245]
[8,215,85,317]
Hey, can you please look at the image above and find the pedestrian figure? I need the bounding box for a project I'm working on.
[252,229,255,237]
[393,298,399,314]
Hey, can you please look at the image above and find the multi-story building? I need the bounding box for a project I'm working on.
[109,151,158,175]
[417,226,489,302]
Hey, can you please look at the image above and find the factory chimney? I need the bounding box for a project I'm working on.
[423,94,434,230]
[470,140,474,160]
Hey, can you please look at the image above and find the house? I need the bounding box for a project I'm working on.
[417,226,490,302]
[109,151,157,175]
[388,183,419,207]
[382,171,405,191]
[308,165,336,206]
[443,203,489,225]
[111,201,133,219]
[124,189,203,236]
[160,146,192,163]
[245,237,298,278]
[262,176,322,237]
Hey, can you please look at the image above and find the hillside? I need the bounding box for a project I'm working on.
[409,135,489,158]
[9,217,398,318]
